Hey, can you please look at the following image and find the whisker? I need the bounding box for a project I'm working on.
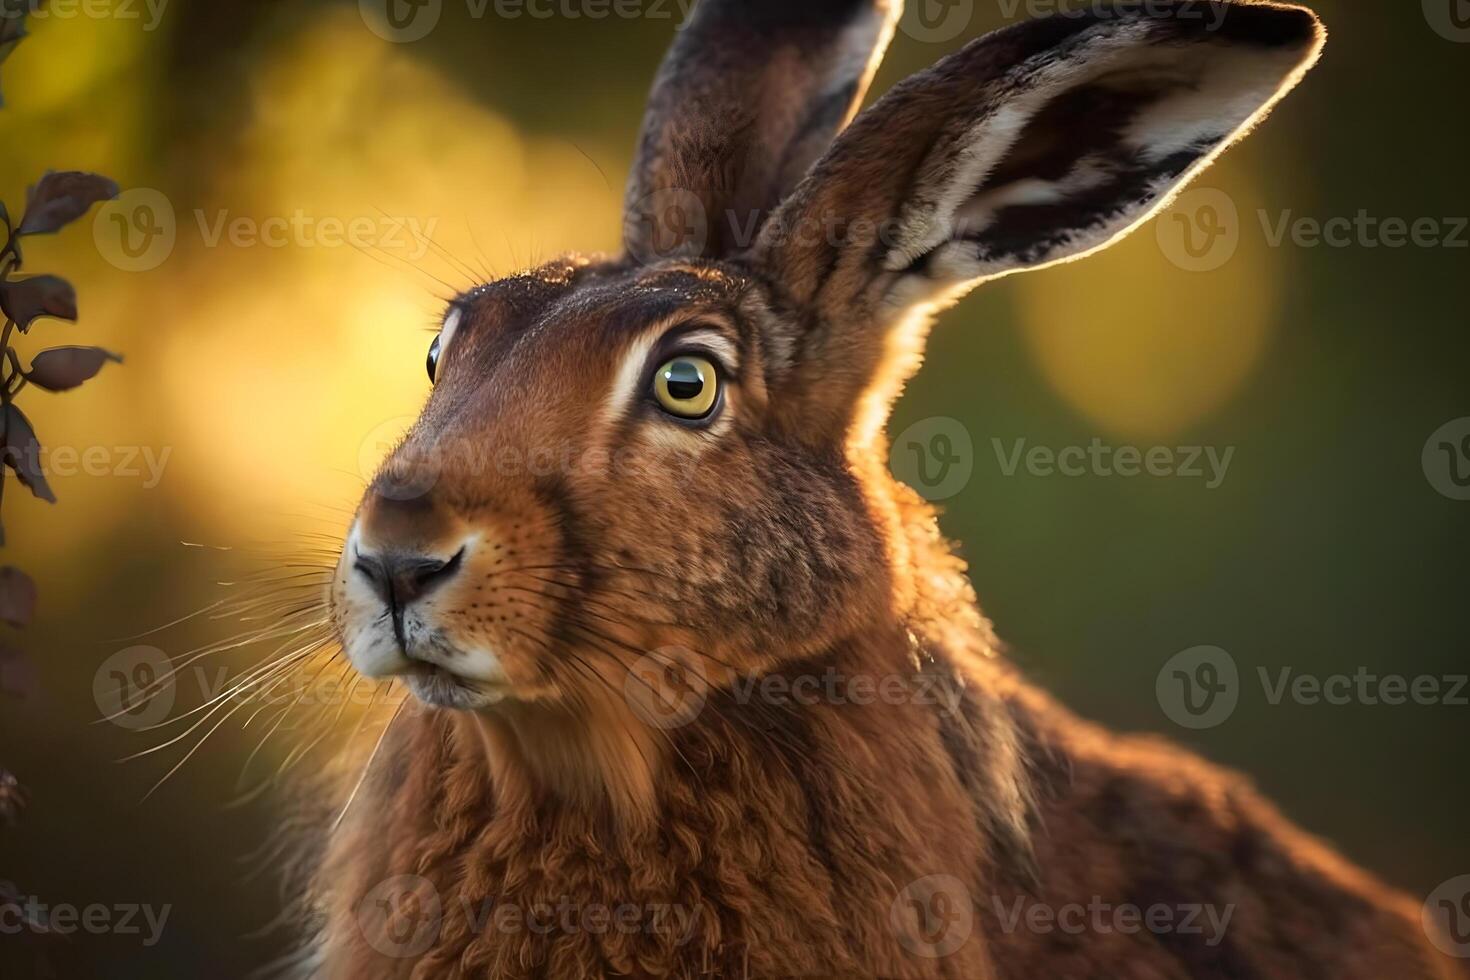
[332,695,409,832]
[119,646,323,756]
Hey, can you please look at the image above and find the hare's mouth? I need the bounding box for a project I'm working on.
[402,661,509,711]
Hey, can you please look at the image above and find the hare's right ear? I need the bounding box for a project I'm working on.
[752,2,1324,441]
[624,0,900,261]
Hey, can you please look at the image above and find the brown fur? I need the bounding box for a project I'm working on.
[312,3,1465,977]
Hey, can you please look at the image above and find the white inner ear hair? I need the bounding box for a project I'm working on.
[882,20,1314,299]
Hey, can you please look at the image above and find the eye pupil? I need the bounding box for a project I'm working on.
[664,361,705,401]
[427,335,441,382]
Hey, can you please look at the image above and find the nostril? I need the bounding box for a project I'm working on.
[354,546,464,608]
[353,552,388,598]
[405,547,464,601]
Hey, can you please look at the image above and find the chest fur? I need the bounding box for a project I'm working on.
[322,689,1001,979]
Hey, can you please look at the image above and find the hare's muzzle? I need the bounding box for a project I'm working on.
[332,487,520,711]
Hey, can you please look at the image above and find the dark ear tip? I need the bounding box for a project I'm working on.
[1216,2,1326,52]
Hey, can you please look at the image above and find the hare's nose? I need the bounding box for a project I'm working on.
[353,547,463,609]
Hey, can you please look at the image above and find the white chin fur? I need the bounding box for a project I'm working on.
[404,670,506,711]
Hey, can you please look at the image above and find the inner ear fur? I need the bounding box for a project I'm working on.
[623,0,900,263]
[749,0,1324,442]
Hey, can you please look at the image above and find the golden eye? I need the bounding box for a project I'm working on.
[653,355,719,420]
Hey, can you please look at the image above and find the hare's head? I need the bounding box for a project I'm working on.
[332,2,1322,725]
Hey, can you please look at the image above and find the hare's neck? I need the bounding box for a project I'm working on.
[435,621,920,828]
[450,695,665,824]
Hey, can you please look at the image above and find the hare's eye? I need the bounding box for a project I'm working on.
[653,355,719,420]
[426,335,441,383]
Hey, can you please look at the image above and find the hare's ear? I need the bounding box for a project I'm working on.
[623,0,900,261]
[752,2,1323,436]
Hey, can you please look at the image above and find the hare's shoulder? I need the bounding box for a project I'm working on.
[980,680,1454,979]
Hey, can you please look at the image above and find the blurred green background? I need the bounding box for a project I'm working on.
[0,0,1466,975]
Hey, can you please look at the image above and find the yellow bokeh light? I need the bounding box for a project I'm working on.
[1014,165,1281,441]
[142,8,624,527]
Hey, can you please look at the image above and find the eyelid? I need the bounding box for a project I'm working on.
[439,305,465,352]
[649,323,738,376]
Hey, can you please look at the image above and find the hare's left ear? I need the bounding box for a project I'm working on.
[752,1,1324,440]
[624,0,900,261]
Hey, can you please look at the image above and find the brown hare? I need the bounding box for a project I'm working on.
[315,1,1465,977]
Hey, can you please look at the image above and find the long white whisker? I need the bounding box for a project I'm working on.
[332,695,408,832]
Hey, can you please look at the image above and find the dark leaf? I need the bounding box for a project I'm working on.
[0,27,23,68]
[0,767,26,823]
[0,275,76,331]
[0,877,50,934]
[26,346,122,392]
[18,171,119,236]
[0,649,38,701]
[0,0,30,108]
[0,0,40,32]
[0,5,28,56]
[0,198,9,232]
[0,566,36,627]
[2,404,54,502]
[0,34,15,106]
